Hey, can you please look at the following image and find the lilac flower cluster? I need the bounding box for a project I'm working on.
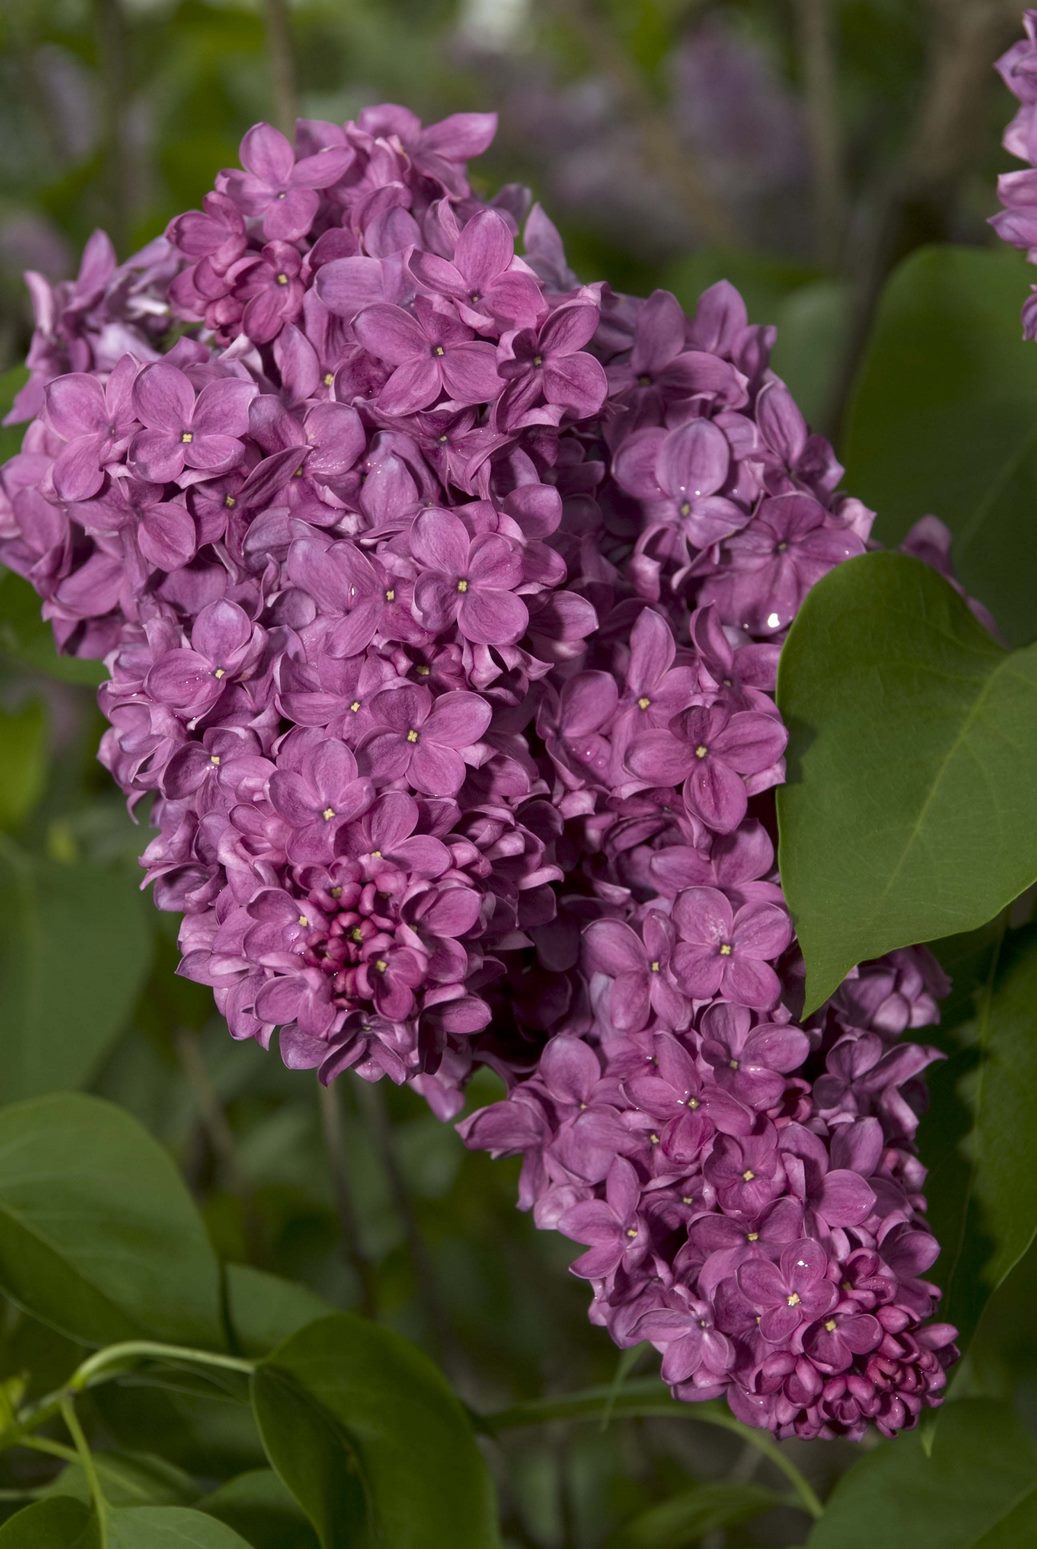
[995,8,1037,330]
[0,108,957,1439]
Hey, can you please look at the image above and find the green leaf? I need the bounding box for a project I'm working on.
[197,1472,318,1549]
[0,701,47,831]
[46,1453,194,1509]
[923,923,1037,1350]
[0,840,154,1099]
[776,552,1037,1011]
[106,1507,254,1548]
[841,244,1037,645]
[0,1092,223,1348]
[807,1400,1037,1549]
[0,573,104,687]
[771,279,850,432]
[223,1266,333,1361]
[971,1488,1037,1546]
[605,1481,783,1548]
[0,1497,97,1546]
[252,1313,502,1549]
[0,368,29,465]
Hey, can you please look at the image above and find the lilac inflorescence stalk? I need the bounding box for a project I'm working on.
[0,107,958,1440]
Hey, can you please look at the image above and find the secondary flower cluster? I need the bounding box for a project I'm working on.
[995,8,1037,330]
[0,107,957,1439]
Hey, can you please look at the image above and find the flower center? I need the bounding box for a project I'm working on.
[824,1318,837,1332]
[180,431,193,444]
[276,272,289,286]
[787,1291,801,1307]
[532,353,544,367]
[374,958,388,973]
[224,494,236,509]
[638,374,651,387]
[694,744,709,759]
[406,728,420,744]
[649,960,661,973]
[322,807,336,822]
[679,500,691,516]
[625,1228,638,1239]
[742,1169,755,1182]
[209,753,221,765]
[384,587,396,602]
[719,942,733,957]
[323,372,334,387]
[457,578,469,593]
[350,700,361,713]
[432,344,446,357]
[213,667,225,679]
[745,1231,759,1242]
[637,695,651,710]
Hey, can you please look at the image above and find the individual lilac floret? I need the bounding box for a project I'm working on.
[0,103,958,1443]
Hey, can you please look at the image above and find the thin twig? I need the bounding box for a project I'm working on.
[559,0,736,249]
[263,0,299,135]
[174,1028,267,1267]
[318,1081,379,1318]
[92,0,130,253]
[795,0,847,268]
[355,1081,457,1370]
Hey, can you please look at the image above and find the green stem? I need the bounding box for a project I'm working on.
[60,1397,107,1547]
[10,1341,254,1447]
[481,1380,824,1521]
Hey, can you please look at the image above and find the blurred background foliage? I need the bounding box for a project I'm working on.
[0,2,1036,1547]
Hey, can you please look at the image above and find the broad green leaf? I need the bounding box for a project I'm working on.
[198,1472,318,1549]
[776,553,1037,1011]
[0,1497,97,1546]
[771,279,850,432]
[842,244,1037,644]
[0,840,153,1099]
[971,1488,1037,1546]
[807,1400,1037,1549]
[107,1507,254,1548]
[0,701,47,831]
[922,923,1037,1350]
[252,1313,502,1549]
[606,1481,783,1548]
[0,1092,223,1348]
[0,572,105,687]
[46,1453,194,1509]
[224,1266,333,1360]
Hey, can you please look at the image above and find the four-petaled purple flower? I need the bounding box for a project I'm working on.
[359,685,491,795]
[354,297,502,415]
[737,1239,837,1344]
[222,122,352,241]
[410,507,528,646]
[129,363,254,485]
[671,887,791,1009]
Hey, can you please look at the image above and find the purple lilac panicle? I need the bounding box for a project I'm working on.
[0,107,957,1441]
